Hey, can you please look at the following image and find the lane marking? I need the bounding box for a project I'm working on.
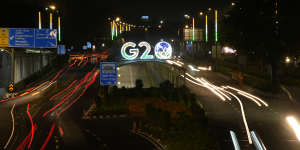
[4,104,16,149]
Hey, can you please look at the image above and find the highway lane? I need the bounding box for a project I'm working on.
[1,61,160,150]
[180,61,300,150]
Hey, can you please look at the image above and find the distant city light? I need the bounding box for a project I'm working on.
[232,2,236,6]
[116,17,120,22]
[185,25,189,28]
[160,20,164,24]
[200,12,204,16]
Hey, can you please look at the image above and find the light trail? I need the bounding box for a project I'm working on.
[226,91,252,144]
[40,123,56,150]
[251,131,267,150]
[286,116,300,142]
[188,65,200,72]
[198,78,231,101]
[183,74,226,101]
[226,86,269,107]
[16,124,37,150]
[43,69,95,117]
[31,91,40,96]
[50,69,64,82]
[4,104,16,149]
[230,130,241,150]
[237,92,262,107]
[198,66,212,71]
[26,104,35,149]
[49,80,78,101]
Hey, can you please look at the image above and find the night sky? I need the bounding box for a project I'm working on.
[2,0,227,46]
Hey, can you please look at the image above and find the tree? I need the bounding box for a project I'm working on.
[135,79,144,89]
[220,0,283,90]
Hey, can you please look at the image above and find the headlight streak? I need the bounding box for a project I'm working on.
[183,73,252,144]
[286,116,300,142]
[188,65,200,72]
[251,131,267,150]
[237,92,262,107]
[4,104,16,149]
[230,130,241,150]
[226,91,253,144]
[226,86,269,107]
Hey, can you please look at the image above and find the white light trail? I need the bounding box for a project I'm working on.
[226,91,252,144]
[4,104,16,149]
[226,86,268,107]
[286,116,300,142]
[237,92,262,107]
[251,131,267,150]
[197,66,212,71]
[188,65,200,72]
[230,130,241,150]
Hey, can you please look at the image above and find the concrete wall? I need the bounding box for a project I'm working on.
[0,52,53,88]
[14,53,52,83]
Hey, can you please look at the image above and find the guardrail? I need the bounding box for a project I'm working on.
[133,129,166,150]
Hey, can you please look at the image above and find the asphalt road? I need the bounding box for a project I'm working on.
[0,61,157,150]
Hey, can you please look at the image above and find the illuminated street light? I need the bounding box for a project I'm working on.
[185,25,189,28]
[200,12,204,16]
[160,20,164,24]
[208,8,212,11]
[184,14,190,19]
[49,5,56,10]
[116,17,120,22]
[285,57,291,63]
[232,2,236,6]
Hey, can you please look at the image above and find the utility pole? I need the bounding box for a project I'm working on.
[11,48,15,83]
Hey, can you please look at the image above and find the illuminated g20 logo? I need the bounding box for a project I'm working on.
[121,41,172,60]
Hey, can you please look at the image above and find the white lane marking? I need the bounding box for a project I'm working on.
[230,130,241,150]
[4,104,16,149]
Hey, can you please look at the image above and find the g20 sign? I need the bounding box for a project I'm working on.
[121,41,172,60]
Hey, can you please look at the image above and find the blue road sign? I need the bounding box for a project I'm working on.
[100,62,117,86]
[57,45,66,55]
[87,42,92,49]
[9,28,35,47]
[35,29,57,48]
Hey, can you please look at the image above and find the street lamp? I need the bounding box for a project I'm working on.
[116,17,120,22]
[231,2,236,6]
[49,5,56,10]
[184,14,190,19]
[200,12,204,16]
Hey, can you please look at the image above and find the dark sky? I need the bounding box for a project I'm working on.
[2,0,227,45]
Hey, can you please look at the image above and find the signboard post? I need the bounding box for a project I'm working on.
[100,62,117,86]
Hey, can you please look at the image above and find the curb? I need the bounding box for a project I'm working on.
[82,114,128,120]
